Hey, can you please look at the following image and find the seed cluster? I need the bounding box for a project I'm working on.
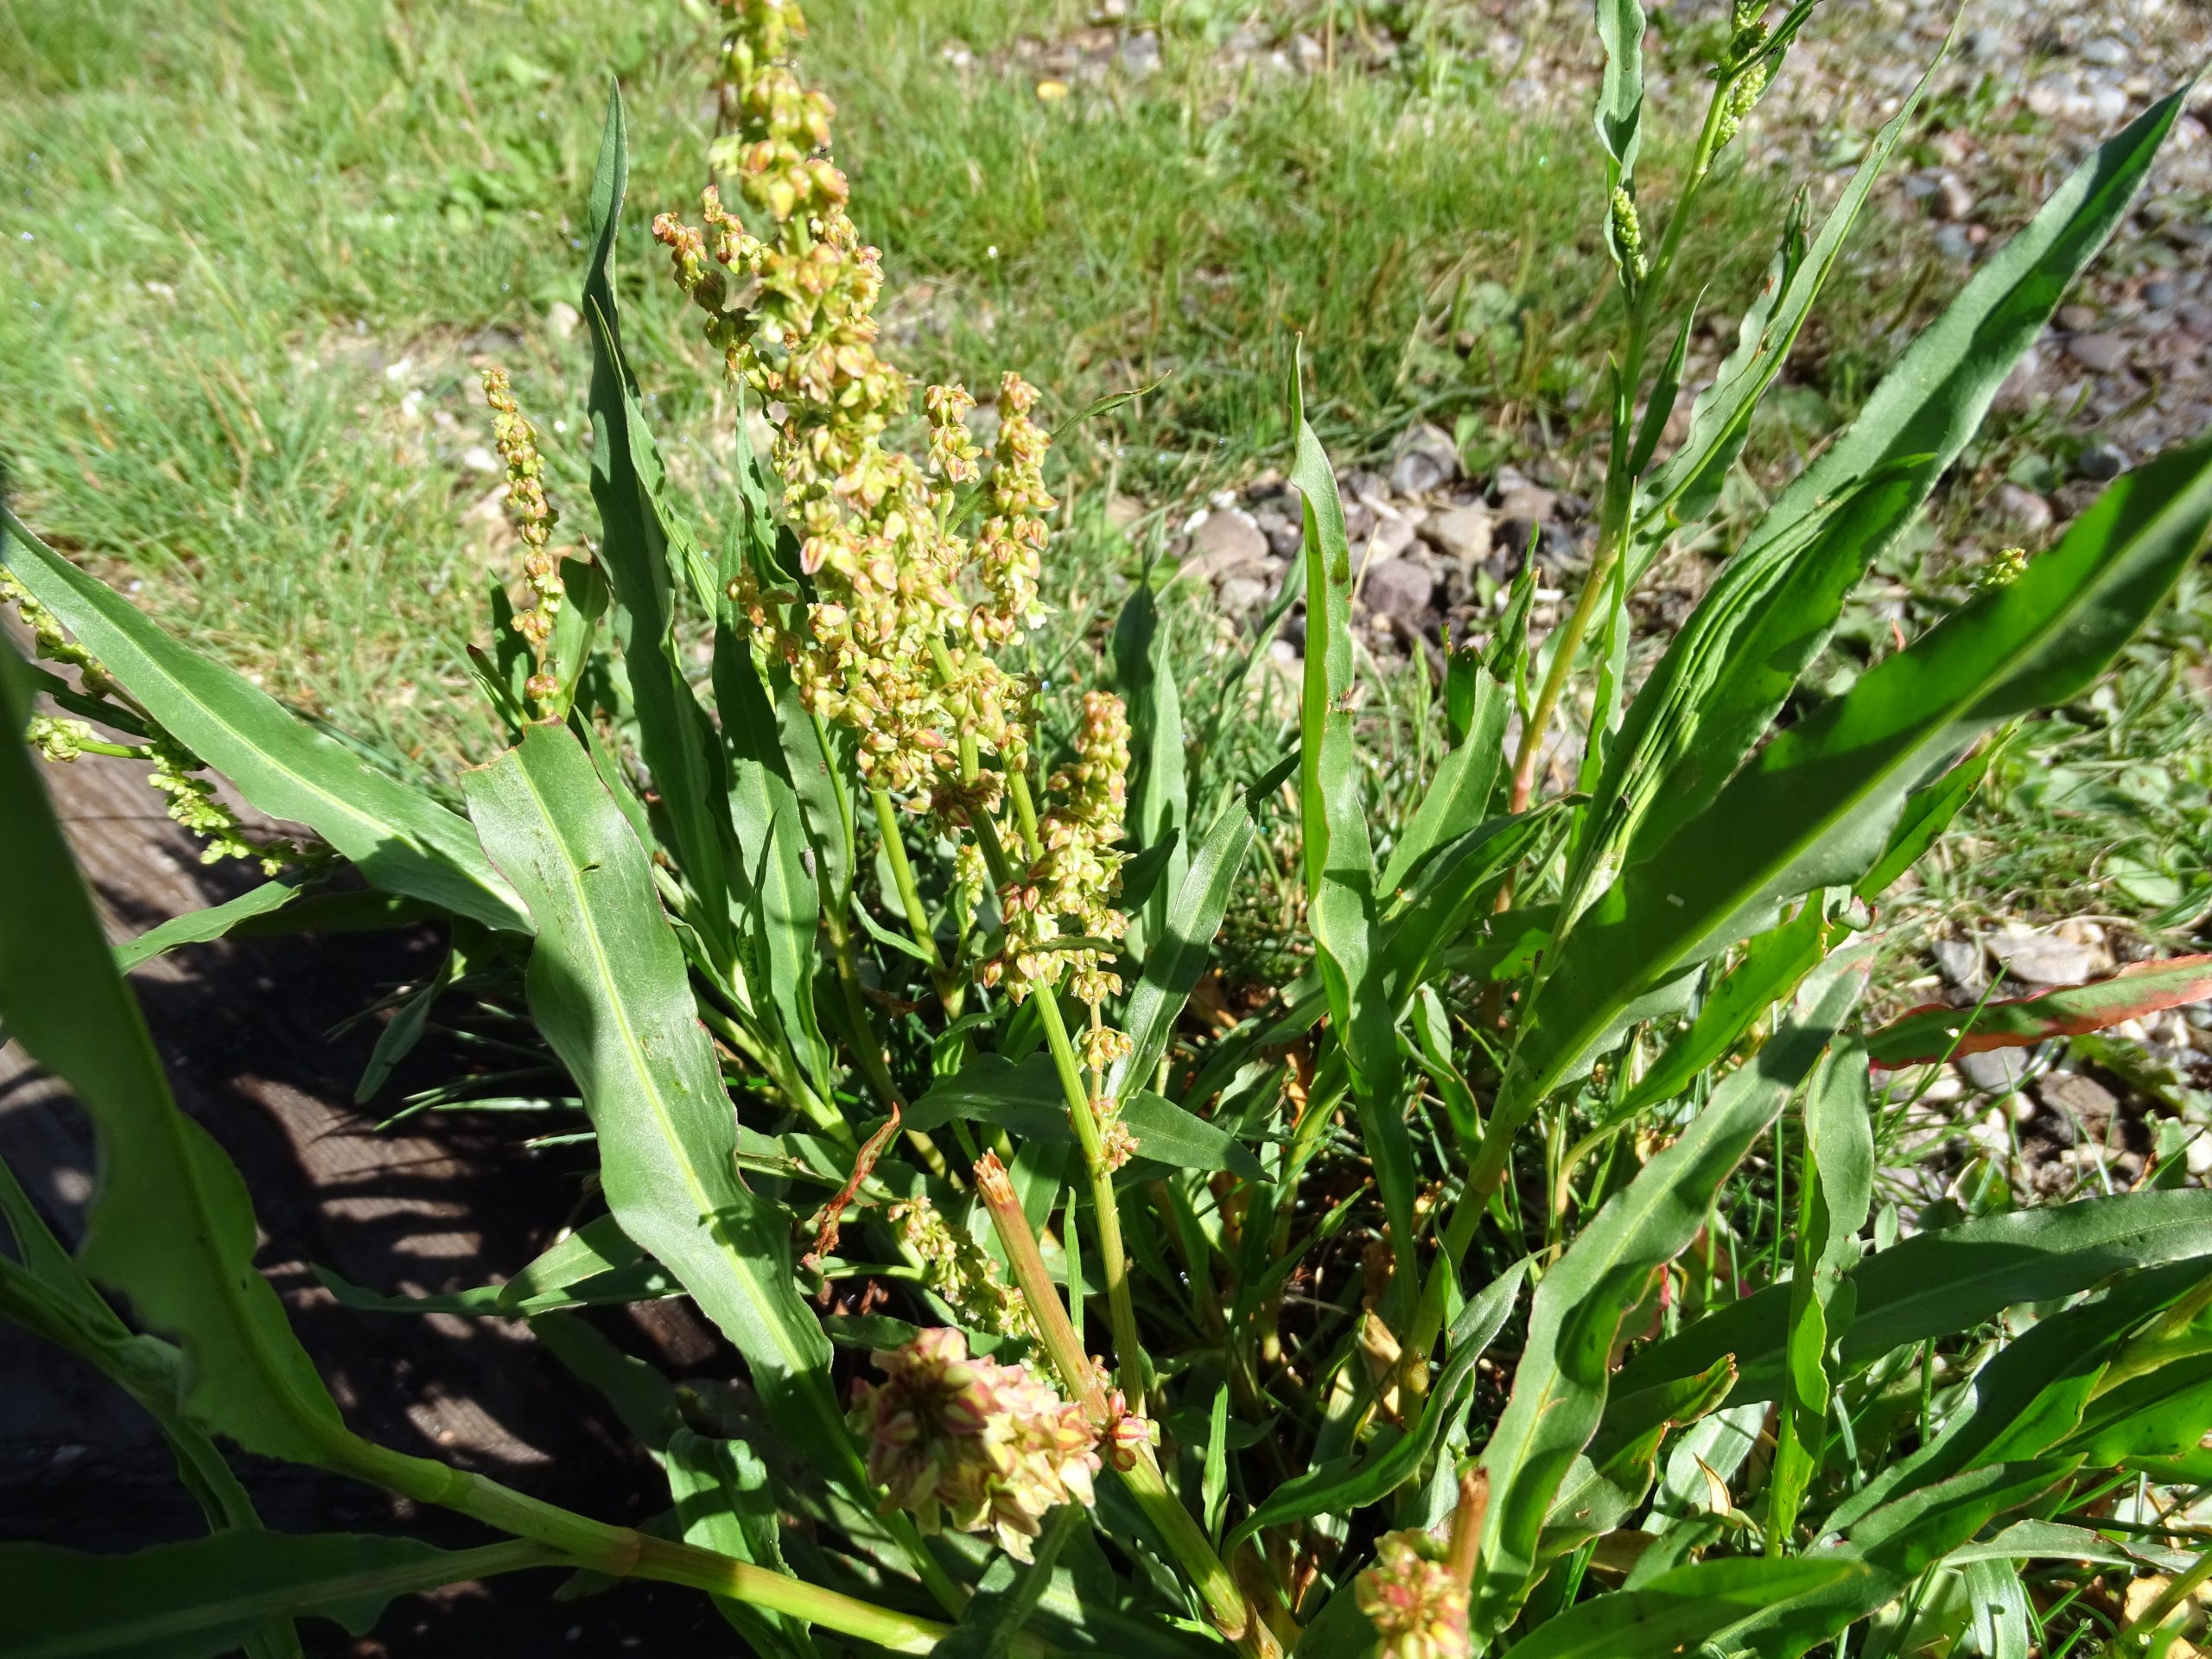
[852,1327,1100,1561]
[1356,1531,1471,1659]
[887,1193,1037,1345]
[480,366,564,711]
[4,569,295,873]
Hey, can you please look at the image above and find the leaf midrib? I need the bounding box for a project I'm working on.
[506,750,817,1386]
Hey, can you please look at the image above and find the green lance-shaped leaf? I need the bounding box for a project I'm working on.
[1868,953,2212,1065]
[910,1055,1264,1179]
[1710,1460,2077,1659]
[1227,1258,1523,1550]
[112,872,315,970]
[1503,1557,1866,1659]
[1542,1353,1738,1552]
[712,619,834,1093]
[1112,578,1191,963]
[1378,657,1509,899]
[1471,959,1866,1636]
[1854,733,2005,904]
[1290,361,1410,1300]
[1291,360,1398,1111]
[0,1157,289,1657]
[1630,48,1942,558]
[0,638,350,1467]
[0,508,524,933]
[579,85,739,971]
[1769,1036,1874,1546]
[668,1429,819,1659]
[1592,0,1646,181]
[1615,897,1830,1122]
[1614,1188,2212,1411]
[1507,427,2212,1128]
[315,1213,679,1317]
[1109,751,1298,1103]
[1822,1255,2211,1536]
[461,721,857,1486]
[1580,86,2186,911]
[0,1532,550,1659]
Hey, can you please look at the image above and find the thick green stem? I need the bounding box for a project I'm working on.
[975,1155,1253,1644]
[334,1440,947,1651]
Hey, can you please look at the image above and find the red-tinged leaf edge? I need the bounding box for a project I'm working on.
[1868,954,2212,1066]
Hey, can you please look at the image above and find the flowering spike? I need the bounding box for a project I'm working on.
[480,367,566,716]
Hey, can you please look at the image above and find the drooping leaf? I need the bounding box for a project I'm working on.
[0,1532,549,1659]
[1868,953,2212,1065]
[461,721,856,1488]
[1471,960,1864,1636]
[0,508,525,933]
[1509,430,2212,1125]
[1503,1557,1864,1659]
[112,873,315,971]
[1616,1188,2212,1410]
[1853,733,2005,902]
[314,1215,678,1316]
[1591,0,1645,180]
[0,639,349,1466]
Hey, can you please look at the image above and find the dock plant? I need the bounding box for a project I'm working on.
[5,3,2212,1656]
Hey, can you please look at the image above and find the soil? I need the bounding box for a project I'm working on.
[0,754,744,1655]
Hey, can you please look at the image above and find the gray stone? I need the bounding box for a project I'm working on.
[1364,502,1418,564]
[1389,423,1461,496]
[2065,333,2133,374]
[1119,31,1161,76]
[2145,280,2181,309]
[1183,508,1269,580]
[2077,36,2127,67]
[1252,505,1301,558]
[1993,483,2055,537]
[1989,929,2099,986]
[1495,482,1558,524]
[459,445,500,475]
[2077,442,2130,481]
[2057,303,2101,333]
[1931,174,1974,224]
[2039,1070,2120,1124]
[1932,937,1987,991]
[545,299,582,340]
[1363,558,1437,622]
[1422,503,1494,565]
[1933,224,1975,263]
[1217,574,1273,617]
[1961,1049,2031,1095]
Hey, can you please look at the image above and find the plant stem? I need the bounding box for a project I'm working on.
[1504,77,1735,817]
[975,1154,1256,1646]
[334,1440,949,1651]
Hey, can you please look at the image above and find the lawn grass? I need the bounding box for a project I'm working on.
[4,0,2208,949]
